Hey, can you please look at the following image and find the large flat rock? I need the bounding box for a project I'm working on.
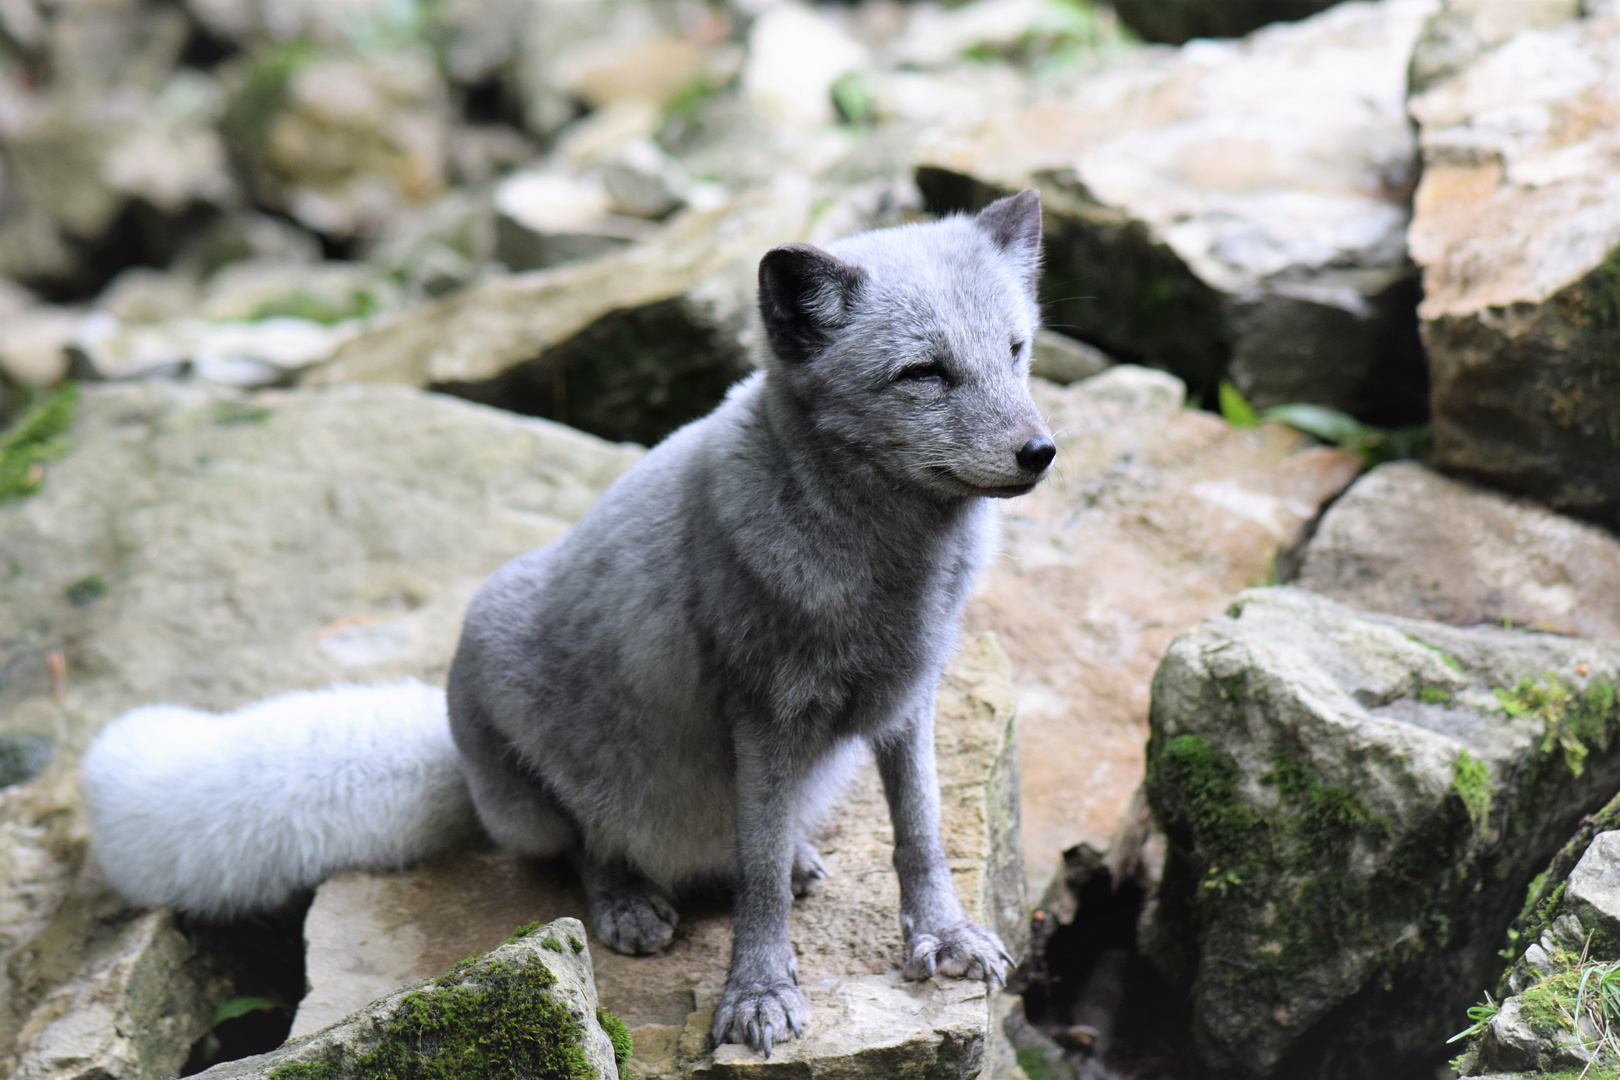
[304,184,811,445]
[916,0,1434,416]
[0,381,642,1076]
[285,632,1022,1079]
[1408,8,1620,525]
[964,367,1361,890]
[1295,461,1620,644]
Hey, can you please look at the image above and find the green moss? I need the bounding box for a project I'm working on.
[0,383,76,505]
[64,573,106,607]
[541,937,565,952]
[269,1064,339,1080]
[569,936,584,953]
[214,401,272,426]
[1450,751,1493,825]
[250,289,378,325]
[503,922,541,945]
[1418,686,1453,705]
[354,954,594,1080]
[1496,672,1620,781]
[596,1008,632,1066]
[1015,1046,1056,1080]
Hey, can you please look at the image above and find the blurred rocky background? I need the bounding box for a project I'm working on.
[1,0,1619,1076]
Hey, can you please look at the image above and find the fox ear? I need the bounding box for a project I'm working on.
[758,243,865,364]
[975,189,1042,294]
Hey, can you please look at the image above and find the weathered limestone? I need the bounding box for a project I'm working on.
[1408,8,1620,526]
[1146,586,1620,1079]
[1295,461,1620,645]
[305,184,811,444]
[916,0,1434,414]
[0,381,643,1074]
[964,367,1361,891]
[9,902,232,1080]
[195,918,623,1079]
[278,633,1022,1078]
[1407,0,1582,95]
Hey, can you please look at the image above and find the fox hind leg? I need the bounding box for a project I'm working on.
[576,854,679,955]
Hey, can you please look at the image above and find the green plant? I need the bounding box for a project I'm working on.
[1447,991,1498,1043]
[0,383,76,505]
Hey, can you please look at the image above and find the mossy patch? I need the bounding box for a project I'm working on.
[1497,673,1620,782]
[64,573,106,607]
[351,953,595,1080]
[1450,750,1492,825]
[1419,686,1453,705]
[596,1008,632,1067]
[0,383,76,505]
[270,1065,340,1080]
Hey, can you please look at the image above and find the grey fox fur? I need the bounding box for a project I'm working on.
[81,190,1056,1057]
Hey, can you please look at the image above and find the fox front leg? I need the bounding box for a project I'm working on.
[873,696,1014,986]
[712,730,809,1057]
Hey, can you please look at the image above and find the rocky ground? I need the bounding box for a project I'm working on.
[0,0,1618,1076]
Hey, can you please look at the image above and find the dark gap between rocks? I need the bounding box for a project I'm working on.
[180,891,314,1076]
[432,297,753,447]
[1021,844,1192,1080]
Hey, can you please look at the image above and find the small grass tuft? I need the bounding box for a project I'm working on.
[0,384,77,505]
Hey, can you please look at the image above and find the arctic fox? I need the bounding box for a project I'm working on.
[82,190,1056,1056]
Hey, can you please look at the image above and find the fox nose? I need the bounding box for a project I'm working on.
[1016,436,1056,474]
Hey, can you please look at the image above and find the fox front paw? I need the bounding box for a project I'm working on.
[901,919,1014,986]
[712,979,809,1058]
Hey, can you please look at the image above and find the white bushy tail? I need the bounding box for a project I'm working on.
[81,680,481,919]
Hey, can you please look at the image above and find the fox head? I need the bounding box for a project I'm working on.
[757,191,1054,501]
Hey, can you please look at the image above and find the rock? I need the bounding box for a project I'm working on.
[964,367,1362,891]
[492,169,654,271]
[72,314,362,386]
[223,45,452,239]
[0,380,643,1068]
[0,305,78,387]
[180,0,395,49]
[0,71,237,292]
[365,188,499,300]
[1294,461,1620,645]
[1108,0,1342,44]
[9,902,233,1080]
[916,0,1434,415]
[272,633,1022,1077]
[1408,0,1581,96]
[1029,329,1110,385]
[193,918,622,1079]
[742,3,870,127]
[1144,586,1620,1079]
[306,183,812,445]
[1407,9,1620,527]
[1563,831,1620,945]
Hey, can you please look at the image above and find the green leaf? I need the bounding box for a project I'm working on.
[1257,403,1362,445]
[211,996,283,1027]
[1218,381,1259,428]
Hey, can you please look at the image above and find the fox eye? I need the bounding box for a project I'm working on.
[1010,340,1026,361]
[895,360,950,386]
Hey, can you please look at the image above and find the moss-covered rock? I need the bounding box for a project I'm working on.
[1144,586,1620,1080]
[194,917,619,1079]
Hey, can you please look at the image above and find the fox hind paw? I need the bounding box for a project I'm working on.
[902,921,1012,986]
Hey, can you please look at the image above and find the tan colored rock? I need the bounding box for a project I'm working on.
[306,184,811,445]
[964,367,1362,888]
[1296,461,1620,644]
[196,919,620,1080]
[284,633,1021,1077]
[228,47,452,239]
[1408,0,1581,95]
[1407,10,1620,526]
[0,305,77,387]
[916,0,1434,414]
